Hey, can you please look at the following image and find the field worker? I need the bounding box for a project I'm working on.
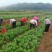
[32,16,38,22]
[0,18,3,26]
[30,19,37,29]
[44,17,51,32]
[10,18,16,28]
[20,17,28,26]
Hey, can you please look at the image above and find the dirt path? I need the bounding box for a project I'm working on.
[36,24,52,52]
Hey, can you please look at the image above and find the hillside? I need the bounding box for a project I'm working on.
[0,3,52,11]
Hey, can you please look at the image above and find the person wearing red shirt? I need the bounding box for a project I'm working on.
[20,17,28,26]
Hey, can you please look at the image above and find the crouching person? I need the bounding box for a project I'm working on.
[44,17,51,32]
[30,19,37,29]
[20,17,27,26]
[10,18,16,28]
[32,16,39,22]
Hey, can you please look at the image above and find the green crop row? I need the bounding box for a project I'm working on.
[1,22,44,52]
[3,25,29,42]
[0,25,29,49]
[0,17,44,50]
[0,16,51,52]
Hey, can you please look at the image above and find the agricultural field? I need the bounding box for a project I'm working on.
[0,10,52,52]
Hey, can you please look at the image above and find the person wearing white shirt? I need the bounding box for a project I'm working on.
[10,19,16,28]
[44,17,51,32]
[30,19,37,28]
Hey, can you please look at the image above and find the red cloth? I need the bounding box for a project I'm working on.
[20,18,27,22]
[1,28,6,34]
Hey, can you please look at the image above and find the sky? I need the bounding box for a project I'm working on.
[0,0,52,7]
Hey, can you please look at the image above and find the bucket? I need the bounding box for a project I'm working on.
[48,27,51,31]
[1,28,6,34]
[3,20,7,25]
[37,22,40,26]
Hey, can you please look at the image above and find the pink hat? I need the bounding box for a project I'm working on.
[32,16,38,20]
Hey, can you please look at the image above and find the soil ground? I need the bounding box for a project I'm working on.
[36,24,52,52]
